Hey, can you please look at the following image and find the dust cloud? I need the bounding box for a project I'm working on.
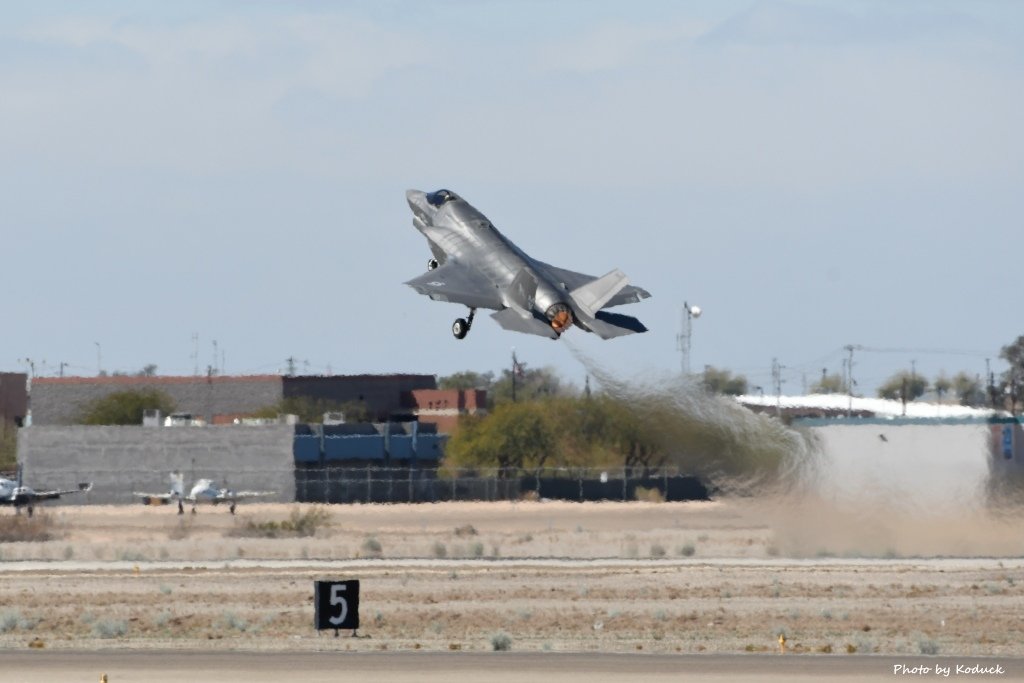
[568,342,1024,558]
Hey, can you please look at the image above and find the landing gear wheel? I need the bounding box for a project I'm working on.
[452,318,469,340]
[230,503,237,515]
[177,500,184,515]
[427,258,439,271]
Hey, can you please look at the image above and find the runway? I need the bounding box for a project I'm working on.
[3,650,1022,683]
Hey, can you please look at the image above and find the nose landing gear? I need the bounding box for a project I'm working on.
[452,308,476,340]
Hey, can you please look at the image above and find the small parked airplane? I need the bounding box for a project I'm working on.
[134,472,274,514]
[404,189,651,340]
[0,465,92,516]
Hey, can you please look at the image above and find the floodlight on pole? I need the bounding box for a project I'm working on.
[676,301,702,375]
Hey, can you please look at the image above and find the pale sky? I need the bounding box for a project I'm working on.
[3,1,1022,395]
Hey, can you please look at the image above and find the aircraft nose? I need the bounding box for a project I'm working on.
[406,189,431,221]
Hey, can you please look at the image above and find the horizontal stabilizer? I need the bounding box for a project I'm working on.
[579,310,648,339]
[491,308,559,339]
[569,269,629,318]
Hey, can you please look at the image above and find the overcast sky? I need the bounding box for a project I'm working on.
[3,1,1022,395]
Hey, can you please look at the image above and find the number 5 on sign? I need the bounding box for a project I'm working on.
[314,580,360,633]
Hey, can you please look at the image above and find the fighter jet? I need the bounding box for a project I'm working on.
[135,472,274,514]
[0,465,92,517]
[404,189,651,340]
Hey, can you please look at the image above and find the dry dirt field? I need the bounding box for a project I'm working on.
[1,500,1023,658]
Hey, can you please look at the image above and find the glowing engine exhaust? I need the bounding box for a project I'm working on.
[546,303,573,334]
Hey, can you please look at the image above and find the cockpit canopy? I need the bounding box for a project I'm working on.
[426,189,458,207]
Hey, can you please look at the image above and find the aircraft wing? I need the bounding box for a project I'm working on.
[32,482,92,501]
[230,490,276,500]
[405,261,504,310]
[535,261,651,309]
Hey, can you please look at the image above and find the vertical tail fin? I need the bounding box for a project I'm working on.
[569,270,629,319]
[170,471,184,498]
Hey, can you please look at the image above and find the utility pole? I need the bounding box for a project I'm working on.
[843,345,857,417]
[286,357,296,376]
[771,358,785,417]
[511,349,520,403]
[95,342,102,376]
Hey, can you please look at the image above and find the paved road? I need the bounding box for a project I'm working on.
[3,651,1021,683]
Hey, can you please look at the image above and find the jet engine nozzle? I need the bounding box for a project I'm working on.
[545,303,574,333]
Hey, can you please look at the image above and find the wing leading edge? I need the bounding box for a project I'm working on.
[404,261,503,311]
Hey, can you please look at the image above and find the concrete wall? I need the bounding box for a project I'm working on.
[18,425,295,505]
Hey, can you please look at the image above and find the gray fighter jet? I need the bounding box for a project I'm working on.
[405,189,651,340]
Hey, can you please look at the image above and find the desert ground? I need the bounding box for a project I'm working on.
[1,498,1023,668]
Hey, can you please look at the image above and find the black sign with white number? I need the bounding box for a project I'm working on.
[314,580,360,631]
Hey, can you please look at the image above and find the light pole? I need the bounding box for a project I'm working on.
[676,301,702,375]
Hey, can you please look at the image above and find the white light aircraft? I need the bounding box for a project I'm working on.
[134,472,274,514]
[0,465,92,517]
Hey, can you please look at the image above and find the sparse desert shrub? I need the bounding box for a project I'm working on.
[221,611,248,632]
[454,524,477,537]
[650,543,666,558]
[917,636,940,655]
[92,619,128,639]
[116,548,148,562]
[634,485,664,503]
[0,610,22,633]
[168,520,193,540]
[0,514,53,542]
[229,506,331,539]
[470,541,485,558]
[432,541,448,558]
[361,536,383,557]
[678,543,696,557]
[490,631,512,651]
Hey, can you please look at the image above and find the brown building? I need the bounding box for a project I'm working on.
[401,389,487,433]
[0,373,28,428]
[29,374,438,426]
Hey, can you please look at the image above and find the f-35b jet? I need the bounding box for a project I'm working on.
[405,189,651,340]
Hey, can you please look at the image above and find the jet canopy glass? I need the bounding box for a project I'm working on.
[426,189,458,207]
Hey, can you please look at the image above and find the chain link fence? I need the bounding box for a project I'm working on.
[13,467,709,506]
[295,466,709,504]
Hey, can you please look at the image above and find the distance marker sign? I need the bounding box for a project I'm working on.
[314,580,360,632]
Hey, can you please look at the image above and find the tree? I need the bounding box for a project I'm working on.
[951,372,985,407]
[489,364,568,405]
[810,371,846,394]
[438,371,494,391]
[78,389,176,425]
[877,371,928,402]
[443,400,555,472]
[0,424,16,470]
[701,366,748,396]
[933,373,952,402]
[1000,335,1024,412]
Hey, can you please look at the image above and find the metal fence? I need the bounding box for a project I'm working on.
[295,467,709,504]
[13,467,709,506]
